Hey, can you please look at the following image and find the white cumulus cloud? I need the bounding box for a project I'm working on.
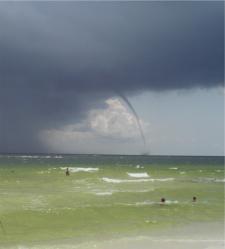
[40,98,149,153]
[89,98,146,139]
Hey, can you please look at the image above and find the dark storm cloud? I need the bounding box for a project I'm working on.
[0,2,223,152]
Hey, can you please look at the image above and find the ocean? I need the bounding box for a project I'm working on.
[0,154,224,249]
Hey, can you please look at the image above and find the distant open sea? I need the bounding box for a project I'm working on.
[0,154,224,249]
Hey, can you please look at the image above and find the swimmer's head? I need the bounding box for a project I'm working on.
[161,198,166,203]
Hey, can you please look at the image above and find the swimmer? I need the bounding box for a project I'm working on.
[192,196,197,202]
[66,167,70,176]
[161,198,166,204]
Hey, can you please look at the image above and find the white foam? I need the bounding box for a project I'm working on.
[180,171,186,174]
[145,219,157,223]
[20,155,40,158]
[169,167,178,170]
[60,167,99,173]
[214,178,225,183]
[141,200,178,205]
[120,189,154,193]
[102,177,174,183]
[165,200,179,204]
[136,165,145,169]
[15,237,225,249]
[194,178,225,183]
[127,172,149,178]
[95,192,113,196]
[134,200,155,206]
[53,155,63,159]
[94,189,153,196]
[120,200,179,207]
[16,155,58,159]
[152,178,174,182]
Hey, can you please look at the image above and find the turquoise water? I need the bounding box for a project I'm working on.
[0,154,224,248]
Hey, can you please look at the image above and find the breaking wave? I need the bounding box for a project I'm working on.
[60,167,99,173]
[127,172,149,178]
[102,177,174,183]
[193,178,225,183]
[95,192,113,196]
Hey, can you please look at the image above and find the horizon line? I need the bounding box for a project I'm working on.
[0,152,224,157]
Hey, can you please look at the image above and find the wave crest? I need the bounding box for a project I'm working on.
[127,172,149,178]
[102,177,174,183]
[60,167,99,173]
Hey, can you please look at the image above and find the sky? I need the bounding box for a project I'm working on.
[0,1,224,155]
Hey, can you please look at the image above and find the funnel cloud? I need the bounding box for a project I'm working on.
[118,93,147,152]
[0,1,223,153]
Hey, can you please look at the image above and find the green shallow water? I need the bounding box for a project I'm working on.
[0,155,224,248]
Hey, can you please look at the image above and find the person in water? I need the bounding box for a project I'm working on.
[66,167,70,176]
[161,197,166,203]
[192,196,197,202]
